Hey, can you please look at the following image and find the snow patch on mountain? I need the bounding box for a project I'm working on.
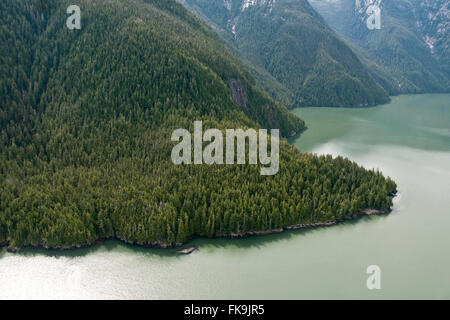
[355,0,382,19]
[223,0,232,11]
[415,0,449,54]
[241,0,276,12]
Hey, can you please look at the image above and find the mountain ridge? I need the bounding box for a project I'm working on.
[309,0,450,94]
[181,0,391,108]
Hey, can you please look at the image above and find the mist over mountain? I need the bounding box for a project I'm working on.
[181,0,390,108]
[309,0,450,94]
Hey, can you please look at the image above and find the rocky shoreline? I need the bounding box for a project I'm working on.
[224,208,389,238]
[176,246,198,255]
[2,208,391,254]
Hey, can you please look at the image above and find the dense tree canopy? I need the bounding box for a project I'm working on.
[183,0,391,108]
[0,0,396,250]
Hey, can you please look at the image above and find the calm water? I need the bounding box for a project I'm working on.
[1,94,449,300]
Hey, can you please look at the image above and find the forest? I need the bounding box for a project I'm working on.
[182,0,391,108]
[0,0,397,250]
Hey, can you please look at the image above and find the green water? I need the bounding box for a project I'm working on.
[1,94,449,299]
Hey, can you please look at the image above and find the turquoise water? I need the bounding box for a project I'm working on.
[0,94,449,299]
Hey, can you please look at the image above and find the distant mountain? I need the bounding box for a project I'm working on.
[181,0,390,108]
[0,0,396,250]
[309,0,450,94]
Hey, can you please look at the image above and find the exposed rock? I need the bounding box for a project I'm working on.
[363,208,388,215]
[3,207,393,253]
[241,0,277,12]
[229,78,248,109]
[6,246,21,253]
[285,221,337,230]
[176,246,198,255]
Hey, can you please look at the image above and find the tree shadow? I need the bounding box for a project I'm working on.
[184,213,390,251]
[0,247,6,259]
[12,214,390,260]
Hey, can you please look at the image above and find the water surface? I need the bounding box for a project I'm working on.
[1,94,449,299]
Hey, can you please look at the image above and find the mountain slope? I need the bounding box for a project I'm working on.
[309,0,450,94]
[181,0,390,107]
[0,0,396,250]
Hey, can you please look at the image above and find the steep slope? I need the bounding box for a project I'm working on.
[414,0,450,80]
[0,0,396,250]
[309,0,450,94]
[181,0,390,108]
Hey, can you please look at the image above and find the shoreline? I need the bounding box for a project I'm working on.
[2,208,391,254]
[290,93,450,110]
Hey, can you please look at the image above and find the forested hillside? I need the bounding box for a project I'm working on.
[0,0,396,250]
[309,0,450,94]
[181,0,390,108]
